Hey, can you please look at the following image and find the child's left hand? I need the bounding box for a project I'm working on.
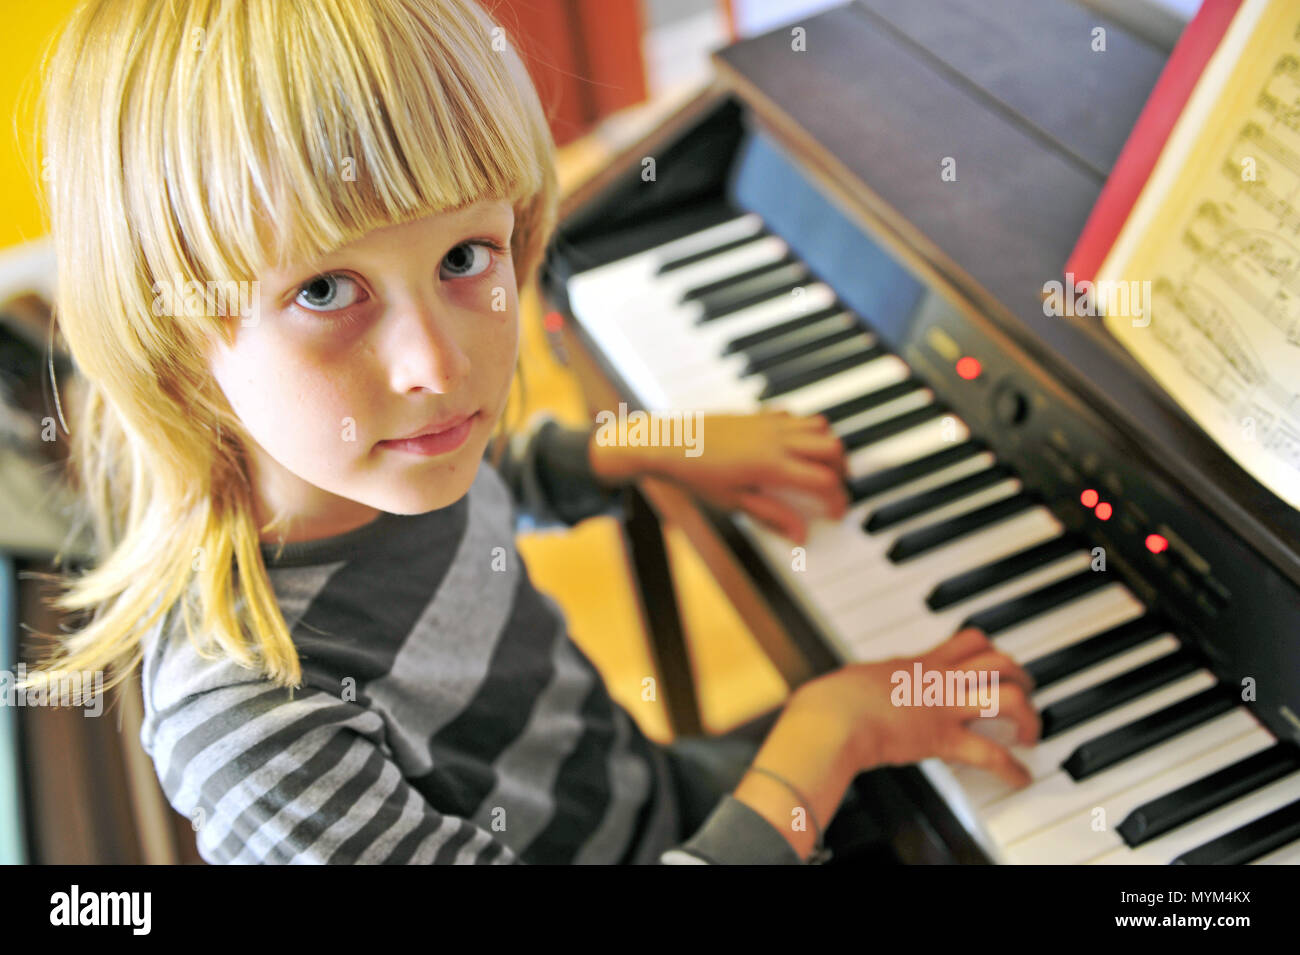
[594,410,850,544]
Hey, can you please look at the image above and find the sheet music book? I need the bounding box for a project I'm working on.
[1080,0,1300,509]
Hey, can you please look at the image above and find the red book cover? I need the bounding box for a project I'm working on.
[1066,0,1245,283]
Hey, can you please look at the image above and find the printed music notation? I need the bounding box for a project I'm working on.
[1101,1,1300,509]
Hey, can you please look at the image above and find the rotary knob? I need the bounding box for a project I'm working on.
[993,383,1030,426]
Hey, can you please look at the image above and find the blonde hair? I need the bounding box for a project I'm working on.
[23,0,557,695]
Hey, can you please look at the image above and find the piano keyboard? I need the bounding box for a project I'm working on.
[564,213,1300,865]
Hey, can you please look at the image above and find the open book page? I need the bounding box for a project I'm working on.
[1096,0,1300,509]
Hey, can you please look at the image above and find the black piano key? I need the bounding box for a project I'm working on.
[1062,685,1239,781]
[1119,744,1300,849]
[1172,797,1300,865]
[1024,614,1169,689]
[841,403,945,452]
[887,492,1037,563]
[845,440,987,503]
[722,304,847,353]
[926,534,1082,611]
[742,327,869,375]
[818,378,927,425]
[700,280,817,323]
[656,230,769,274]
[1037,651,1200,740]
[758,343,885,399]
[679,254,796,301]
[755,336,880,390]
[958,569,1111,636]
[864,464,1014,533]
[696,264,812,321]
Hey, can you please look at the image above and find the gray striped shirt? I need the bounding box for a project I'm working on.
[138,413,800,864]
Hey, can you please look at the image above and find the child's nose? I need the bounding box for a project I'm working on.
[383,302,472,394]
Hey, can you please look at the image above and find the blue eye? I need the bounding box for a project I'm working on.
[295,274,362,312]
[440,241,497,279]
[291,239,503,317]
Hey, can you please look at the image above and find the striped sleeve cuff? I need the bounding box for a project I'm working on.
[659,795,804,865]
[494,413,621,528]
[532,418,622,524]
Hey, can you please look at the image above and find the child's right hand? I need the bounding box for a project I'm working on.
[790,627,1040,787]
[733,628,1039,861]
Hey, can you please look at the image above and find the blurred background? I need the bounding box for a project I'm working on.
[0,0,1205,864]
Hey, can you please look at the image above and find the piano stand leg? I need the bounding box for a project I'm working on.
[620,485,704,738]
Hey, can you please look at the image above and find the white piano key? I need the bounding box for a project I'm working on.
[1252,838,1300,864]
[986,709,1261,850]
[737,309,861,356]
[749,452,1004,594]
[633,287,842,366]
[657,372,766,412]
[661,333,876,410]
[993,586,1147,664]
[949,669,1221,809]
[564,213,766,299]
[647,213,766,265]
[740,505,1045,667]
[845,415,973,477]
[830,388,935,438]
[670,332,873,402]
[831,554,1093,660]
[1029,634,1182,709]
[802,475,1050,601]
[852,449,1000,514]
[814,487,1053,618]
[762,355,912,417]
[651,355,761,406]
[1087,768,1300,865]
[1003,722,1274,864]
[752,498,1059,649]
[568,235,797,401]
[616,235,791,305]
[811,526,1066,619]
[818,476,1033,597]
[841,546,1089,659]
[649,310,855,388]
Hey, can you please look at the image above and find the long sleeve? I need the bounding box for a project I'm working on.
[142,654,803,864]
[660,795,804,864]
[487,411,621,529]
[143,683,522,864]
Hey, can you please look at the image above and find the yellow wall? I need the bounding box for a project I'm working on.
[0,1,82,249]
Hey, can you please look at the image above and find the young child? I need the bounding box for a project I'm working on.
[28,0,1038,864]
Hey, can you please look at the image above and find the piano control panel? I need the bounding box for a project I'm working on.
[898,286,1300,745]
[911,306,1237,616]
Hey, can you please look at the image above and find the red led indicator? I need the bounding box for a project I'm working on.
[1095,501,1113,520]
[1146,534,1168,554]
[543,311,564,333]
[955,356,982,380]
[1080,489,1099,508]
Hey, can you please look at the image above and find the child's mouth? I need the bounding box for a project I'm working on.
[377,411,478,457]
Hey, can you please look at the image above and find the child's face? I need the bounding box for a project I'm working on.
[208,199,519,537]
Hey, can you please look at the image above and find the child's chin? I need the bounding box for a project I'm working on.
[370,469,477,516]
